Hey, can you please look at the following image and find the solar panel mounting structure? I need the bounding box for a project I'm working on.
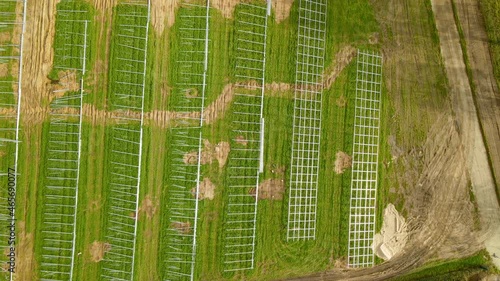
[223,1,269,273]
[347,49,383,268]
[163,1,210,280]
[287,0,327,241]
[101,1,150,280]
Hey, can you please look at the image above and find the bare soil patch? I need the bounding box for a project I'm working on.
[323,45,357,90]
[49,70,80,101]
[21,0,57,129]
[151,0,179,34]
[373,204,408,260]
[214,141,230,168]
[171,221,192,234]
[191,177,216,200]
[183,139,230,168]
[211,0,239,18]
[140,195,159,219]
[0,63,8,77]
[17,221,34,281]
[0,32,10,43]
[334,151,352,174]
[272,0,294,23]
[235,135,248,146]
[89,241,111,262]
[250,179,285,200]
[203,83,234,124]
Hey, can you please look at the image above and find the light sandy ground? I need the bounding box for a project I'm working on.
[455,0,500,195]
[151,0,179,34]
[191,177,216,200]
[272,0,294,23]
[334,151,352,174]
[372,204,408,261]
[431,0,500,269]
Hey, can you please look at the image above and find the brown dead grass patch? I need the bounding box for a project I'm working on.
[16,221,34,281]
[336,95,347,107]
[334,151,352,174]
[250,179,285,200]
[151,0,179,34]
[272,0,294,23]
[0,32,10,43]
[211,0,239,18]
[0,63,8,77]
[171,221,192,234]
[139,195,159,219]
[323,45,357,89]
[203,83,234,124]
[214,141,230,168]
[183,140,230,168]
[89,241,111,262]
[191,177,216,200]
[49,70,80,101]
[235,135,248,146]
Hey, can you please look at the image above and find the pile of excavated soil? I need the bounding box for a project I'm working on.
[89,241,111,262]
[372,203,408,260]
[334,151,352,174]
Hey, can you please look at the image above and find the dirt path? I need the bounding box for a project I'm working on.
[454,0,500,198]
[431,0,500,268]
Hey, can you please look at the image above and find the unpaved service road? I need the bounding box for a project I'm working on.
[455,0,500,195]
[431,0,500,268]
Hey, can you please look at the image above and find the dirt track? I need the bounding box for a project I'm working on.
[454,0,500,197]
[431,0,500,268]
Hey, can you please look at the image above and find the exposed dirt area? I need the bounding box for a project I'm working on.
[250,179,285,200]
[49,70,80,101]
[21,0,57,129]
[0,63,8,77]
[203,83,234,124]
[432,0,500,268]
[334,151,352,174]
[171,221,192,234]
[182,139,230,168]
[16,222,34,281]
[373,204,408,261]
[0,32,10,43]
[89,241,111,262]
[211,0,240,18]
[139,195,159,219]
[151,0,179,34]
[323,45,357,89]
[272,0,294,23]
[214,141,230,168]
[191,177,216,200]
[235,135,248,146]
[455,0,500,197]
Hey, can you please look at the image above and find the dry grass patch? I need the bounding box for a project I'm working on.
[334,151,352,174]
[89,241,111,262]
[250,179,285,200]
[191,177,216,200]
[171,221,192,234]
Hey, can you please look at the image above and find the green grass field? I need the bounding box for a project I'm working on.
[8,0,499,280]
